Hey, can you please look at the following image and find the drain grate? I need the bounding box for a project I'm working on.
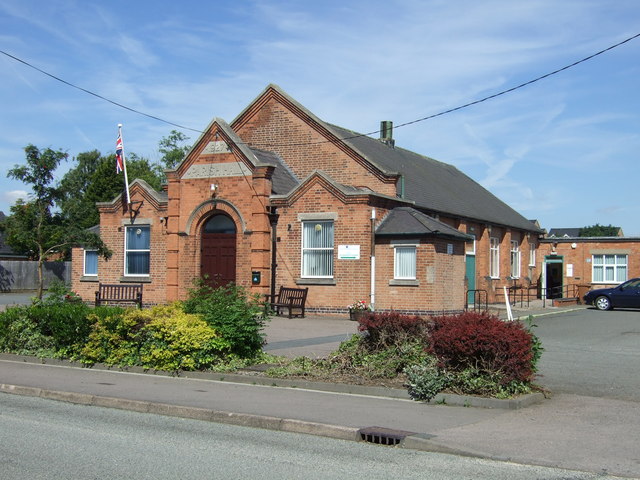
[358,426,416,446]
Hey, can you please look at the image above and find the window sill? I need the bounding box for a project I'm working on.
[296,278,336,286]
[79,276,99,282]
[389,279,419,286]
[119,276,152,283]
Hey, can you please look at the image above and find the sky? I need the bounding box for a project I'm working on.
[1,0,639,234]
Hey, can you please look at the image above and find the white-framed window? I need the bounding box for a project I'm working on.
[465,234,476,255]
[592,254,627,283]
[529,243,536,267]
[125,225,150,276]
[510,239,521,278]
[84,250,98,276]
[490,237,500,278]
[302,220,334,278]
[394,245,417,280]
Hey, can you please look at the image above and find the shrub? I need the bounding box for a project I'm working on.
[404,356,451,402]
[447,367,532,399]
[139,304,231,370]
[312,333,429,380]
[0,305,56,356]
[28,303,93,351]
[80,308,142,366]
[428,311,535,384]
[37,280,84,306]
[80,304,231,371]
[357,311,429,351]
[182,280,266,358]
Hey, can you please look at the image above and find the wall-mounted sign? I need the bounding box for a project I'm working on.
[338,245,360,260]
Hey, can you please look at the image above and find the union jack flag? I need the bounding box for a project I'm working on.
[115,132,124,174]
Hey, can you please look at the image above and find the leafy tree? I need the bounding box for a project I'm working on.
[3,145,111,299]
[578,224,620,237]
[158,130,191,170]
[59,151,163,230]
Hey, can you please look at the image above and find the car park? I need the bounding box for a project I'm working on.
[583,278,640,310]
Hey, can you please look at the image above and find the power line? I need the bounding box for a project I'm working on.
[0,50,202,133]
[2,31,639,144]
[393,31,640,131]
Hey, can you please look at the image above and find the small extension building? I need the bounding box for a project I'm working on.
[540,229,640,299]
[72,84,543,315]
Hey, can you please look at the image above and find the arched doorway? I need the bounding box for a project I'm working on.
[201,214,237,287]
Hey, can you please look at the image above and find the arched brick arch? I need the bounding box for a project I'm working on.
[185,198,248,236]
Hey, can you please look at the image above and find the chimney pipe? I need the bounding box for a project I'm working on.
[380,121,394,147]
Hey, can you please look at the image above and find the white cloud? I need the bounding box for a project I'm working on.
[1,190,28,207]
[0,0,638,233]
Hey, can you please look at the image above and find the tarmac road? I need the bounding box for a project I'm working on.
[533,307,640,401]
[1,298,639,476]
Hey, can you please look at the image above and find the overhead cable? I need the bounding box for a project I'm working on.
[1,31,639,143]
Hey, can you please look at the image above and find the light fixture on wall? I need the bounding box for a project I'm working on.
[210,184,218,198]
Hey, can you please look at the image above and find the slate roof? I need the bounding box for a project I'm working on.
[547,228,581,238]
[328,124,541,233]
[376,207,473,241]
[250,148,299,195]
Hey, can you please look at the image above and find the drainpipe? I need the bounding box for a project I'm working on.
[267,207,280,303]
[370,208,376,311]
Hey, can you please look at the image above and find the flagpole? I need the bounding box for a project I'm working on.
[118,123,132,207]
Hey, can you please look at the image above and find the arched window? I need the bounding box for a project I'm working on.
[203,214,236,234]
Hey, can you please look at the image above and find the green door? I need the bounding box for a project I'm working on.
[466,254,476,305]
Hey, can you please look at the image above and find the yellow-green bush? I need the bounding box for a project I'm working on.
[80,308,147,366]
[80,303,231,370]
[139,304,231,370]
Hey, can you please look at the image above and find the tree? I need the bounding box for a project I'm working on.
[158,130,191,170]
[4,145,111,299]
[578,224,621,237]
[59,151,164,230]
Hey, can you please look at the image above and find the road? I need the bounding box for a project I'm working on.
[534,308,640,401]
[0,394,621,480]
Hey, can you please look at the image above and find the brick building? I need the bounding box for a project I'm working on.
[72,85,543,315]
[539,233,640,299]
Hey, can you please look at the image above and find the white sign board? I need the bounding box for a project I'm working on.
[566,264,574,277]
[338,245,360,260]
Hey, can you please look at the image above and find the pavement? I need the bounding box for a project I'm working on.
[1,296,639,478]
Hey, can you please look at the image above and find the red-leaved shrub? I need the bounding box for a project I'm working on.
[358,311,429,349]
[427,311,534,384]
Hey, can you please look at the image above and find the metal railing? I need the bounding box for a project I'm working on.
[466,289,488,312]
[507,284,540,308]
[545,283,580,300]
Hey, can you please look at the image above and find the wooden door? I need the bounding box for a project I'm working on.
[201,215,237,287]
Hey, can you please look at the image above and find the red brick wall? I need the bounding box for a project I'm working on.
[233,92,398,197]
[539,239,640,291]
[74,87,542,312]
[453,219,539,304]
[72,186,168,305]
[374,237,466,314]
[269,179,466,314]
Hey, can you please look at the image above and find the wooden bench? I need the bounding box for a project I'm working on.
[268,286,308,318]
[95,283,143,308]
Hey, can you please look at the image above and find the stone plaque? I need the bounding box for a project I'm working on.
[201,141,231,154]
[182,162,252,179]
